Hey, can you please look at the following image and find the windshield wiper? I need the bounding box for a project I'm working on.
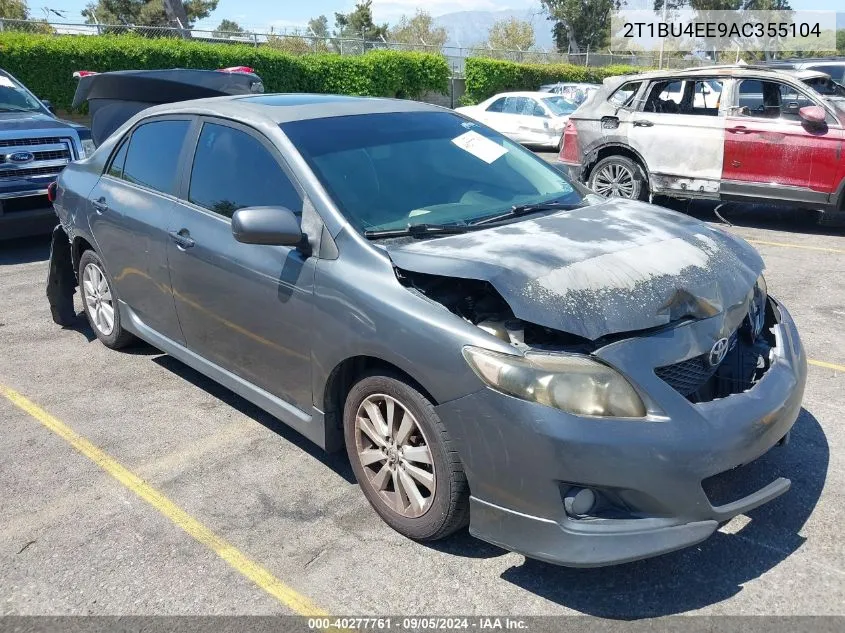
[364,222,483,239]
[0,106,35,113]
[471,201,582,226]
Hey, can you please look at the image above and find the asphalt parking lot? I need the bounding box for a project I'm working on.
[1,155,844,618]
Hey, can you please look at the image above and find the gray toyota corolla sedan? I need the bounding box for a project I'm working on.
[50,92,806,567]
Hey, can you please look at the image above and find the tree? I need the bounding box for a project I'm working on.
[82,0,218,28]
[0,0,28,20]
[838,29,845,54]
[542,0,619,54]
[308,15,329,38]
[213,18,243,37]
[334,0,387,42]
[389,10,447,50]
[487,18,535,51]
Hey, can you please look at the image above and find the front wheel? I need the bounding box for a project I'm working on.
[344,374,469,541]
[588,155,649,200]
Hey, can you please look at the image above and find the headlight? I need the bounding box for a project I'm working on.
[463,346,647,418]
[80,138,96,158]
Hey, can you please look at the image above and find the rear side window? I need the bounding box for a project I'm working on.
[121,120,190,195]
[188,122,302,218]
[608,81,641,107]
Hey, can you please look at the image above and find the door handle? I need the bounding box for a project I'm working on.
[632,119,654,127]
[727,126,752,134]
[168,229,195,250]
[92,197,109,213]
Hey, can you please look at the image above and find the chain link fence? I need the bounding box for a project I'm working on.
[0,18,714,75]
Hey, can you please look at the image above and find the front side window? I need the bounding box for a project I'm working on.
[121,120,190,195]
[736,79,817,121]
[502,97,527,115]
[188,122,302,219]
[282,111,584,233]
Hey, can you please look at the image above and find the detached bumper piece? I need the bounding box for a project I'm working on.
[46,225,77,326]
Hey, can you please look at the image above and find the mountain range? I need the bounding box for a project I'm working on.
[432,8,556,50]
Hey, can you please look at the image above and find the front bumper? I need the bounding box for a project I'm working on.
[436,298,806,567]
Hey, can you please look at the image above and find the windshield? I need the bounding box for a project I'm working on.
[282,111,583,233]
[0,74,45,113]
[802,76,845,98]
[542,96,578,116]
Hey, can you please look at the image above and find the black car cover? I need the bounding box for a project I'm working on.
[72,68,264,147]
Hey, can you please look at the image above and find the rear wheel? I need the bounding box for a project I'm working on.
[344,374,469,541]
[79,250,135,349]
[588,155,648,201]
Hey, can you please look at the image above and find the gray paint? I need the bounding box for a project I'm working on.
[53,95,807,567]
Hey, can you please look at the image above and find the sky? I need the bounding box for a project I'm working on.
[30,0,845,34]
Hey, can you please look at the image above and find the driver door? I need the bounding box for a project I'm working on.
[723,78,842,200]
[166,118,317,413]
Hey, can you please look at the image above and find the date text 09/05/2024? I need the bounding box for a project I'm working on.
[307,618,529,630]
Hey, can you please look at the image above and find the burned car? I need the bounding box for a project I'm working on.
[559,65,845,215]
[49,79,806,566]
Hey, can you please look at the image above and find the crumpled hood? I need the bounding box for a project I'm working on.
[387,200,764,341]
[0,112,77,132]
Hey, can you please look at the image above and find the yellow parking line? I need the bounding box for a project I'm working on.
[0,383,327,617]
[809,359,845,372]
[747,239,845,255]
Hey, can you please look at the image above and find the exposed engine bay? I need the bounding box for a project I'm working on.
[395,268,592,353]
[396,267,776,405]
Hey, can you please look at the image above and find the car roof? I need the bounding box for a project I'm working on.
[611,64,821,83]
[487,91,564,99]
[134,93,446,124]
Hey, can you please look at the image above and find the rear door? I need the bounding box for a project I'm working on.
[87,117,192,343]
[165,118,316,412]
[619,78,726,195]
[723,78,842,201]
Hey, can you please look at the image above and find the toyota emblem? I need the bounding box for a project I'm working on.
[708,337,730,367]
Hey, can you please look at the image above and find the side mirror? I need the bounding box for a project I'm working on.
[42,99,55,114]
[799,105,826,125]
[231,206,303,247]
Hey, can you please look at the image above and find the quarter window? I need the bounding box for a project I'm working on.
[107,140,128,179]
[608,81,642,107]
[188,122,302,219]
[121,120,190,195]
[486,97,506,113]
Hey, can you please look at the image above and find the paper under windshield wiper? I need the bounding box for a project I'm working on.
[471,201,582,226]
[363,223,483,239]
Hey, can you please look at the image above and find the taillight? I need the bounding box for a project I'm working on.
[47,181,58,203]
[217,66,255,74]
[560,120,581,165]
[73,70,99,78]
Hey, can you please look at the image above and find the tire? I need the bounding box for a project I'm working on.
[588,155,649,201]
[344,373,469,541]
[78,249,135,349]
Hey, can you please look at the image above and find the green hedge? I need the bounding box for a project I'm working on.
[0,32,450,111]
[464,57,645,104]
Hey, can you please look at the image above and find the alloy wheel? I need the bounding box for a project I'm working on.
[354,393,436,518]
[82,262,115,336]
[592,162,636,198]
